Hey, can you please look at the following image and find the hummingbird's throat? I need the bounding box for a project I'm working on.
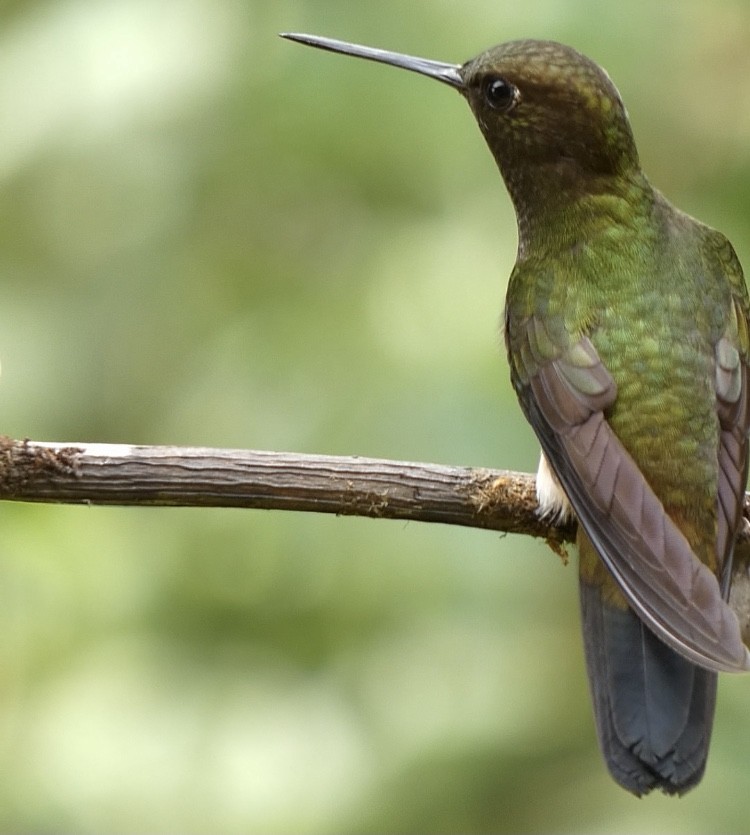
[502,160,648,258]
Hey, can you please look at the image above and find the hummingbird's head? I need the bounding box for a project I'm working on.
[458,40,639,189]
[280,34,643,237]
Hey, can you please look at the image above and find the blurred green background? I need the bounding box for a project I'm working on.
[1,0,750,832]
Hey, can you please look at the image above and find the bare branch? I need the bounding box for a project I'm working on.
[0,437,573,547]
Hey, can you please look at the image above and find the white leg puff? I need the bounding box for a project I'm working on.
[535,451,574,523]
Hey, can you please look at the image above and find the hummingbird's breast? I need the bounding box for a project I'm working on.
[579,206,729,549]
[506,186,733,558]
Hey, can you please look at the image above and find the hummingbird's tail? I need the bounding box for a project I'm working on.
[579,577,717,796]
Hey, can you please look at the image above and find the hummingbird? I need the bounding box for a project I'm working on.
[280,32,750,795]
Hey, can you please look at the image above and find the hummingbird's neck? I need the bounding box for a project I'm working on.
[503,162,652,259]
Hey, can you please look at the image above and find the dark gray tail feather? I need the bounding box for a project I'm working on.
[580,578,717,796]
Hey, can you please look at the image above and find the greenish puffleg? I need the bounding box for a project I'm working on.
[281,31,750,796]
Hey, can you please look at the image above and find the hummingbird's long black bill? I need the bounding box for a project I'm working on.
[280,33,464,90]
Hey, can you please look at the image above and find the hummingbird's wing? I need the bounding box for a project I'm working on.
[715,329,749,594]
[714,254,750,595]
[510,314,750,673]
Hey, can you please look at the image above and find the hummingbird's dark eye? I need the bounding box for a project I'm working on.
[483,77,519,112]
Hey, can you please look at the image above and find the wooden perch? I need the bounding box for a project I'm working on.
[0,437,573,545]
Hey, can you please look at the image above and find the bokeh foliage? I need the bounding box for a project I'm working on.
[1,1,750,832]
